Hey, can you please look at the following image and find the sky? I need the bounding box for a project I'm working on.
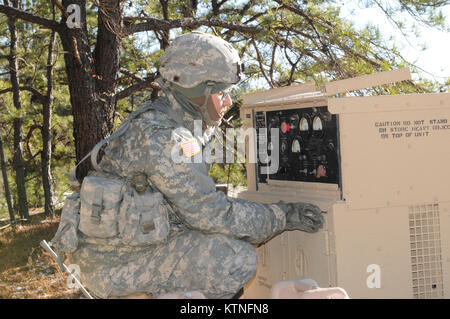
[340,3,450,83]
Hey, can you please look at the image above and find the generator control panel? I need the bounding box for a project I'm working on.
[256,106,340,184]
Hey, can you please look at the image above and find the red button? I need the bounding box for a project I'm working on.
[281,122,290,134]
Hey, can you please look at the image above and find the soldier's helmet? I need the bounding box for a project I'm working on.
[159,31,244,98]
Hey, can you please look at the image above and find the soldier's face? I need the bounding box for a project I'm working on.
[190,92,233,122]
[207,92,232,121]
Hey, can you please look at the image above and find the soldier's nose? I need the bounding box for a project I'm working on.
[222,94,232,108]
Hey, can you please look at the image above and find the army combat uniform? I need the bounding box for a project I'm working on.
[67,91,286,299]
[52,31,325,299]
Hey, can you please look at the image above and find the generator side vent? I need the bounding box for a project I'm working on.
[409,204,444,299]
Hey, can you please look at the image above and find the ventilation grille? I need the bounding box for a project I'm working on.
[409,204,444,299]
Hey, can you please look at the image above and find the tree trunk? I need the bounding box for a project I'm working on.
[6,0,29,220]
[59,0,121,182]
[0,135,15,224]
[41,19,56,218]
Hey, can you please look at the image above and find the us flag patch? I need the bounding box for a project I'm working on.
[180,139,201,157]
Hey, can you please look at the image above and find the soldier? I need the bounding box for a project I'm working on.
[57,32,324,299]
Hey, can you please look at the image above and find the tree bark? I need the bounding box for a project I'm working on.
[58,0,120,182]
[3,1,124,183]
[41,8,57,218]
[159,0,170,49]
[6,0,30,220]
[0,135,15,224]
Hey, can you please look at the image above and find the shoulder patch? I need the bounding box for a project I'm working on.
[180,139,201,157]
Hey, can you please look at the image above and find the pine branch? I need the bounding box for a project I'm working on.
[251,38,274,88]
[115,76,159,100]
[124,17,262,35]
[0,4,60,31]
[119,67,144,82]
[49,0,68,19]
[0,86,47,104]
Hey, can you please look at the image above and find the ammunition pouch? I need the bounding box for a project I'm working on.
[78,173,169,246]
[118,188,170,246]
[79,175,124,238]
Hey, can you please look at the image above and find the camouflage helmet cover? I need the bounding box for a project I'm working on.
[159,32,243,89]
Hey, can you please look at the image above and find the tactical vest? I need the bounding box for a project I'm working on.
[51,100,173,253]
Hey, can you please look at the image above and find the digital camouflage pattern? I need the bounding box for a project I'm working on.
[118,188,170,246]
[78,176,125,238]
[56,31,325,299]
[159,31,242,89]
[70,231,258,298]
[68,90,286,299]
[51,192,80,253]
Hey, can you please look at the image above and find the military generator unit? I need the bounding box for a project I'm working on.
[238,68,450,298]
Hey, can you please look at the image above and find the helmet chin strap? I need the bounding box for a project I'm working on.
[156,77,201,118]
[157,77,222,129]
[190,81,222,129]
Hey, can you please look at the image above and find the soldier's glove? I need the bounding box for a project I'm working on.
[277,201,324,233]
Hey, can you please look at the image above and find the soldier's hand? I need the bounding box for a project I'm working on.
[277,201,324,233]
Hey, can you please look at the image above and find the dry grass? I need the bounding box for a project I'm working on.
[0,211,83,299]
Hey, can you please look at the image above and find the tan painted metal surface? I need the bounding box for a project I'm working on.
[240,194,450,299]
[338,106,450,210]
[243,82,319,106]
[238,69,450,299]
[328,92,450,114]
[324,68,411,96]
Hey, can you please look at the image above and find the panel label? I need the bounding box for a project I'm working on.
[374,118,450,140]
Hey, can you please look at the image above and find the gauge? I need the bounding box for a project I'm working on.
[291,139,301,153]
[312,116,323,131]
[299,117,309,131]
